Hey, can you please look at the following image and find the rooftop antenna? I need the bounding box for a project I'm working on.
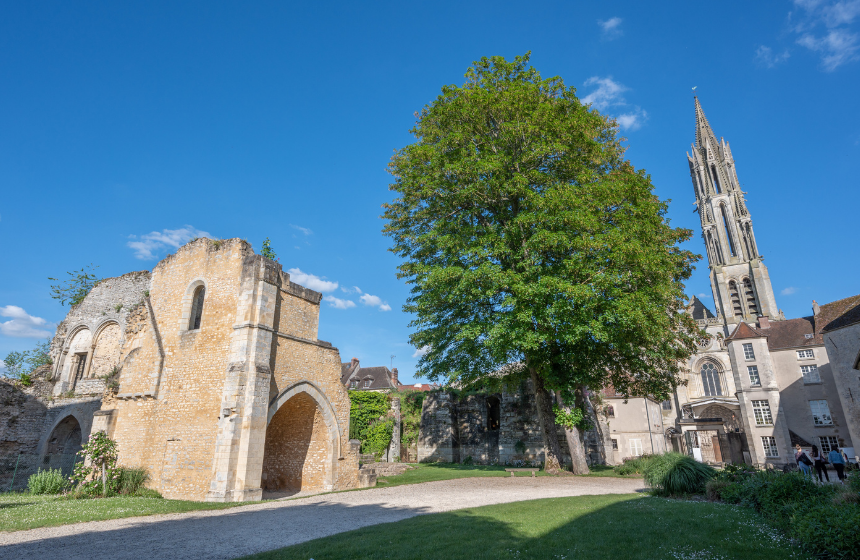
[390,355,396,369]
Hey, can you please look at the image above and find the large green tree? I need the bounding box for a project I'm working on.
[383,54,700,473]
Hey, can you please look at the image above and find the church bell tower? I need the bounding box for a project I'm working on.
[687,97,779,326]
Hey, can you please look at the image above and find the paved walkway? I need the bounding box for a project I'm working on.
[0,477,645,560]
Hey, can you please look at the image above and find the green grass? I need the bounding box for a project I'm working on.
[0,493,243,532]
[243,494,803,560]
[376,463,639,488]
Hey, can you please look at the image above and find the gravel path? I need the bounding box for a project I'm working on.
[0,477,645,560]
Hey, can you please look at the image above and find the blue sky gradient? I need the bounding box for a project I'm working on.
[2,1,858,383]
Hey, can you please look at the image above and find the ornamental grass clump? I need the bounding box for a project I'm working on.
[27,468,69,495]
[642,452,715,496]
[613,454,657,476]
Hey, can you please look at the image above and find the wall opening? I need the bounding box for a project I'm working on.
[743,278,759,316]
[720,205,736,257]
[188,286,205,330]
[728,281,743,317]
[43,415,82,476]
[711,166,722,193]
[262,392,332,496]
[487,397,500,431]
[700,362,723,397]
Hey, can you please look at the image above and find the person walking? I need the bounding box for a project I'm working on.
[828,447,846,483]
[795,444,813,476]
[811,445,830,482]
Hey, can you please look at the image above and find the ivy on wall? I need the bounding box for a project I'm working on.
[398,389,426,450]
[348,390,392,457]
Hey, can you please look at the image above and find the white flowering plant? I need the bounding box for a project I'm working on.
[70,430,120,497]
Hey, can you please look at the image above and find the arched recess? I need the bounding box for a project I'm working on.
[263,381,342,493]
[700,405,742,432]
[742,278,759,316]
[89,321,123,378]
[178,278,207,332]
[42,415,83,476]
[60,327,92,386]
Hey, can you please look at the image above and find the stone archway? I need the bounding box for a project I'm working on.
[43,415,83,476]
[262,384,339,496]
[700,405,742,432]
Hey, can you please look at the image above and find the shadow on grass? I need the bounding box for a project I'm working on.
[242,495,800,560]
[0,501,33,509]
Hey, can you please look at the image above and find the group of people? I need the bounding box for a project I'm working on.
[794,443,850,483]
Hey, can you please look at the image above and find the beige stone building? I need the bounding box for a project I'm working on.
[45,238,360,501]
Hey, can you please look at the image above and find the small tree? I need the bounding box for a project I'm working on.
[261,238,279,262]
[71,431,119,497]
[2,350,28,380]
[49,265,100,306]
[2,338,52,385]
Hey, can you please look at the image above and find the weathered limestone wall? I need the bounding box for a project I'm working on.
[0,370,101,490]
[107,239,245,500]
[262,393,331,491]
[418,383,571,466]
[824,324,860,458]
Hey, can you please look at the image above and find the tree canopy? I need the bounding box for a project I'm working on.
[383,53,700,471]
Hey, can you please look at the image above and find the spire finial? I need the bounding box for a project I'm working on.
[694,96,718,149]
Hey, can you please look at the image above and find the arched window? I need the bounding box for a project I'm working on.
[720,205,736,257]
[711,166,722,193]
[743,278,759,316]
[728,281,743,317]
[188,286,205,330]
[701,362,722,397]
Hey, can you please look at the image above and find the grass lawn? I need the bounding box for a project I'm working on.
[375,463,639,488]
[244,494,803,560]
[0,493,242,532]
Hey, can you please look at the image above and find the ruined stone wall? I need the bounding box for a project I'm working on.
[106,239,246,500]
[0,370,101,490]
[270,289,358,491]
[418,383,568,466]
[277,282,322,340]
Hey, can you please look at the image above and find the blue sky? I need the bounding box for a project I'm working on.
[1,1,858,383]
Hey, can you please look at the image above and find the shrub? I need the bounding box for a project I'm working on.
[848,470,860,495]
[71,430,120,497]
[642,452,716,496]
[133,487,162,499]
[705,478,730,501]
[613,454,657,476]
[28,468,69,495]
[757,471,835,529]
[790,503,860,560]
[117,467,149,495]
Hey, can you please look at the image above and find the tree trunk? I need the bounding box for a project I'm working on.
[529,365,564,474]
[581,387,611,466]
[557,390,590,475]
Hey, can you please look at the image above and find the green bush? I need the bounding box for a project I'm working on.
[361,418,395,458]
[613,454,657,476]
[27,468,69,495]
[117,467,149,495]
[848,470,860,494]
[132,487,162,498]
[705,478,730,501]
[790,504,860,560]
[642,452,715,496]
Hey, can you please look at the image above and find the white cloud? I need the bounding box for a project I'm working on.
[790,0,860,70]
[0,306,53,338]
[581,77,627,111]
[781,287,798,295]
[581,77,647,131]
[755,45,791,67]
[323,295,356,309]
[291,224,313,236]
[697,293,711,299]
[797,28,859,69]
[340,286,362,294]
[128,225,211,260]
[412,345,430,358]
[598,17,623,39]
[287,268,338,292]
[360,293,391,311]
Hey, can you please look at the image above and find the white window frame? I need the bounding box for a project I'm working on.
[761,436,778,457]
[350,380,358,389]
[819,436,839,454]
[800,364,821,384]
[752,400,773,426]
[363,379,371,389]
[743,343,755,360]
[809,400,833,426]
[611,439,618,450]
[629,439,643,457]
[797,349,814,359]
[747,365,761,386]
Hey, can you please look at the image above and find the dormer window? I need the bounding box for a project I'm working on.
[364,379,371,388]
[350,380,358,389]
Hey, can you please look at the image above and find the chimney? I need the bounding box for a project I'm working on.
[350,357,359,372]
[812,300,820,316]
[759,316,770,329]
[391,367,399,386]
